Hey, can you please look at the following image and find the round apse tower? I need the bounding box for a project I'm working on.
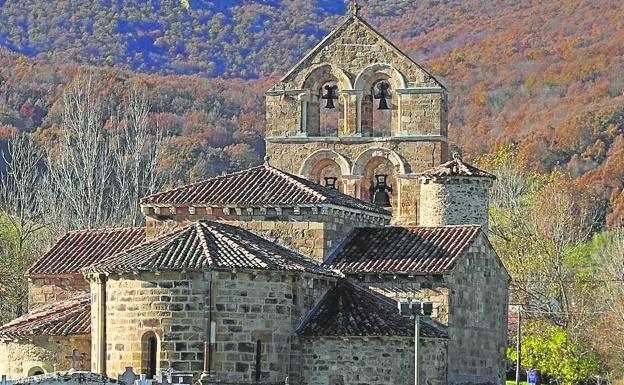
[418,153,496,231]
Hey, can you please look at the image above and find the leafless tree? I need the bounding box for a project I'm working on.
[46,77,117,230]
[112,89,166,226]
[0,133,49,321]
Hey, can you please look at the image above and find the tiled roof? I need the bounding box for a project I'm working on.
[325,225,481,274]
[28,227,146,276]
[140,164,390,216]
[0,293,90,340]
[85,221,340,277]
[419,154,495,179]
[296,280,447,338]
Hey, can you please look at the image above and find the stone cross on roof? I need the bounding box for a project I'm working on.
[349,1,362,17]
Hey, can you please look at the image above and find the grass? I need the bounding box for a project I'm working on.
[507,382,529,385]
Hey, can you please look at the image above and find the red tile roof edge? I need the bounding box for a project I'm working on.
[27,227,146,276]
[0,293,91,340]
[324,225,483,274]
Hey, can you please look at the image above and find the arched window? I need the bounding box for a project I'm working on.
[27,367,45,376]
[141,332,159,379]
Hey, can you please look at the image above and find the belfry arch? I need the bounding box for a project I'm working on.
[354,64,406,137]
[300,64,352,137]
[352,148,407,176]
[300,150,351,191]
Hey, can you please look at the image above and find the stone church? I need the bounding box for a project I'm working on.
[0,3,510,385]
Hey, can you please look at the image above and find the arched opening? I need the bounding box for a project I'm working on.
[309,158,344,192]
[319,80,340,137]
[28,367,45,376]
[141,331,159,379]
[372,80,392,137]
[359,157,396,206]
[301,64,350,138]
[354,64,405,137]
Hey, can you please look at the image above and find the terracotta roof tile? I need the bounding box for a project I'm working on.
[325,226,481,274]
[296,280,447,338]
[85,221,340,277]
[140,165,390,216]
[419,154,495,179]
[0,293,90,340]
[28,227,146,276]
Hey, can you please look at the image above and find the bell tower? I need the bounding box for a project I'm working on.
[265,1,449,224]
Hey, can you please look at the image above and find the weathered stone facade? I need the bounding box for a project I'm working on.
[265,13,449,225]
[419,177,493,231]
[143,206,388,262]
[91,271,334,382]
[0,336,91,379]
[27,276,90,309]
[343,232,509,385]
[444,233,509,385]
[299,337,447,385]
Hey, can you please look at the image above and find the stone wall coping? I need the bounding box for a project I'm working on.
[265,135,448,143]
[87,268,342,282]
[395,87,445,94]
[142,203,391,222]
[419,175,495,185]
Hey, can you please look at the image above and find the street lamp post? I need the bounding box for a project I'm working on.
[399,300,434,385]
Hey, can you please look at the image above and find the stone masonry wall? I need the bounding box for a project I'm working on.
[299,337,447,385]
[143,207,387,263]
[419,178,492,231]
[445,233,509,385]
[211,272,331,383]
[0,336,91,379]
[364,277,451,324]
[27,276,90,309]
[102,271,207,377]
[99,271,334,382]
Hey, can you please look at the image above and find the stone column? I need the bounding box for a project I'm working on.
[341,89,363,136]
[90,274,107,374]
[341,175,360,198]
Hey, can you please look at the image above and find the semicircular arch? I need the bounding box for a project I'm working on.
[354,63,407,91]
[299,149,351,178]
[301,63,353,91]
[352,148,407,176]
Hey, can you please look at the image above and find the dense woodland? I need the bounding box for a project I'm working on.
[0,0,624,382]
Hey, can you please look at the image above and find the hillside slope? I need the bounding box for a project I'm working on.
[0,0,623,225]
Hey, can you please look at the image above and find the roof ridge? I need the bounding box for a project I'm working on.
[265,165,328,203]
[141,165,267,204]
[196,222,215,268]
[65,226,145,235]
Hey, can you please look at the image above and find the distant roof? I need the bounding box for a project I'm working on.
[85,220,340,277]
[419,154,495,179]
[325,225,482,274]
[0,293,90,340]
[296,280,447,338]
[140,164,391,216]
[28,227,146,276]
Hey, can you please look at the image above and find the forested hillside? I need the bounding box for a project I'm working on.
[1,0,623,226]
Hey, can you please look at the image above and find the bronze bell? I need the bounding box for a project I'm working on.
[321,84,339,109]
[374,81,391,110]
[370,174,393,207]
[324,177,338,189]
